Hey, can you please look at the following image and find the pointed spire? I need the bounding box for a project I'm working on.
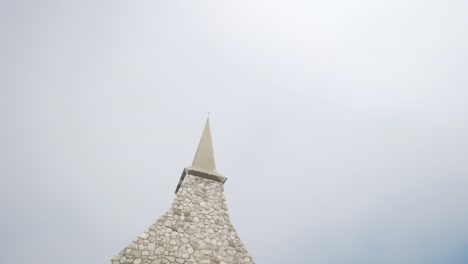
[176,117,226,193]
[192,118,217,172]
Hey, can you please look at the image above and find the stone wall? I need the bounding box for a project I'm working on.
[110,174,255,264]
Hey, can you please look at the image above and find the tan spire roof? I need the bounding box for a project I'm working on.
[192,118,217,172]
[175,118,226,193]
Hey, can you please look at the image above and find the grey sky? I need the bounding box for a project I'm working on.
[1,0,468,263]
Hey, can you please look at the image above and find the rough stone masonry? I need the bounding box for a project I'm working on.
[109,119,255,264]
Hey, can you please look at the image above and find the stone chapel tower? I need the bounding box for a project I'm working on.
[110,119,255,264]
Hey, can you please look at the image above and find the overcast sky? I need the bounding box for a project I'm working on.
[1,0,468,263]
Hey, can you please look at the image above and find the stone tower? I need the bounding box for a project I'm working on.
[110,119,255,264]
